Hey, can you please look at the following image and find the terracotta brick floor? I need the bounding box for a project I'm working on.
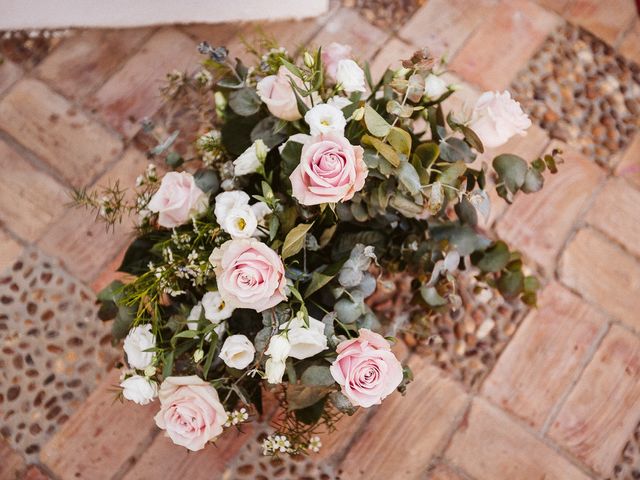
[1,1,640,479]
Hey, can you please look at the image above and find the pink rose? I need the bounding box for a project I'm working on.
[209,238,286,312]
[154,375,227,451]
[290,132,368,205]
[330,329,403,408]
[147,171,208,228]
[257,66,308,121]
[322,42,352,81]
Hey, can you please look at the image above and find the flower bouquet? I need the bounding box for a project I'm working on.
[73,40,559,455]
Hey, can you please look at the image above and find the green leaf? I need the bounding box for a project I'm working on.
[493,154,528,194]
[288,79,310,118]
[318,224,337,248]
[397,161,421,195]
[413,142,439,168]
[221,113,258,155]
[173,330,200,340]
[439,137,475,163]
[364,104,392,137]
[521,167,544,193]
[498,269,525,298]
[301,365,335,386]
[228,87,261,116]
[118,236,156,275]
[438,160,466,187]
[460,125,484,153]
[280,57,304,79]
[387,126,412,156]
[454,196,478,226]
[361,134,400,168]
[294,397,327,425]
[281,223,313,259]
[280,140,304,177]
[329,391,357,415]
[250,116,286,148]
[286,384,333,410]
[194,169,219,193]
[476,241,510,272]
[430,224,491,256]
[524,275,540,293]
[304,261,343,298]
[162,351,175,378]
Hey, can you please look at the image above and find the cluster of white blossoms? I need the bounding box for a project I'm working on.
[213,190,271,239]
[262,434,292,455]
[224,408,249,427]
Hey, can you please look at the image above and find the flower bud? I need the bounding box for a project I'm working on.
[303,51,315,68]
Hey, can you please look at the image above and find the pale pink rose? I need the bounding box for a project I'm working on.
[147,172,208,228]
[209,238,286,312]
[256,66,308,121]
[290,133,368,205]
[330,328,403,408]
[322,42,352,81]
[154,375,227,451]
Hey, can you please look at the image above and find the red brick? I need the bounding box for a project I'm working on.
[619,20,640,64]
[482,283,607,430]
[242,16,331,57]
[586,177,640,259]
[559,227,640,331]
[0,229,23,273]
[445,398,590,480]
[339,357,468,479]
[0,58,22,97]
[0,140,68,243]
[548,325,640,475]
[429,463,469,480]
[399,0,494,60]
[0,78,123,188]
[311,8,388,61]
[40,369,158,480]
[37,147,147,283]
[89,28,201,138]
[450,1,562,90]
[565,0,637,45]
[22,466,51,480]
[0,437,26,479]
[36,28,152,100]
[122,427,252,480]
[496,142,604,276]
[615,134,640,190]
[535,0,572,13]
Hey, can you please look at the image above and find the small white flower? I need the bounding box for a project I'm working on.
[120,375,158,405]
[219,334,256,369]
[214,190,251,224]
[308,436,322,453]
[265,358,287,384]
[281,315,328,360]
[265,335,291,362]
[222,204,259,238]
[336,59,366,93]
[202,291,235,323]
[123,324,155,370]
[304,103,347,136]
[233,139,269,176]
[424,74,448,99]
[326,95,351,110]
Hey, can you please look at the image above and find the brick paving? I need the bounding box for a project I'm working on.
[1,0,640,479]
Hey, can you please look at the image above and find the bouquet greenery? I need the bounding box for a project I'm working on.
[73,39,559,455]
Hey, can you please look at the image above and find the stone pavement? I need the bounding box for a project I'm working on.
[1,0,640,478]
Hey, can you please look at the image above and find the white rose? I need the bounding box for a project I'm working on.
[201,291,234,323]
[336,59,366,93]
[219,334,255,369]
[469,91,532,149]
[121,375,158,405]
[424,74,448,99]
[234,139,269,176]
[265,358,286,384]
[214,190,250,225]
[327,95,352,111]
[304,103,347,136]
[123,324,155,370]
[222,204,258,238]
[265,334,291,362]
[147,172,209,229]
[282,316,328,359]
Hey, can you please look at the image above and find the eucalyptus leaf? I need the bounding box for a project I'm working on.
[439,137,475,163]
[397,161,421,195]
[364,104,392,137]
[362,134,400,168]
[194,169,219,193]
[287,384,333,410]
[521,167,544,193]
[387,126,412,156]
[476,241,510,273]
[228,87,262,116]
[301,365,335,386]
[329,391,357,415]
[493,154,528,194]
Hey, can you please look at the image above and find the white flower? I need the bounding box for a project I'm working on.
[202,291,235,323]
[120,375,158,405]
[304,103,347,136]
[327,95,351,110]
[265,334,291,362]
[265,358,287,384]
[424,74,448,99]
[469,91,532,149]
[219,334,256,369]
[233,139,269,176]
[214,190,250,225]
[308,436,322,453]
[336,59,366,93]
[123,324,155,370]
[222,204,258,238]
[282,316,328,360]
[187,301,226,340]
